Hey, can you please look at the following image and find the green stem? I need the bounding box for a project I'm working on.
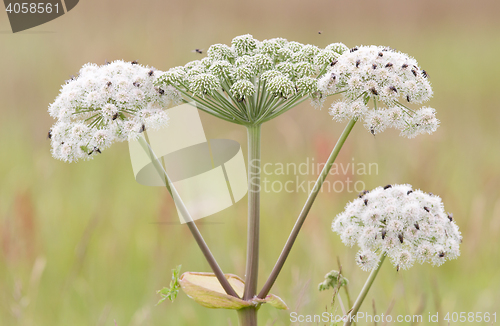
[136,136,239,298]
[258,118,357,299]
[344,254,386,326]
[243,124,261,301]
[238,307,258,326]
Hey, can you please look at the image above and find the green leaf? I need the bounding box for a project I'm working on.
[179,272,288,310]
[253,294,288,310]
[156,265,182,305]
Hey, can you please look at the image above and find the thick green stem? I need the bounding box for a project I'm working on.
[238,307,258,326]
[136,136,239,298]
[258,118,357,299]
[344,254,386,326]
[243,124,261,301]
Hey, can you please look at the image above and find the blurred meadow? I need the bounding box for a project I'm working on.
[1,0,500,325]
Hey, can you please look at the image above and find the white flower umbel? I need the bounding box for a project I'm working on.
[156,34,349,124]
[332,184,461,271]
[48,60,180,162]
[319,46,438,138]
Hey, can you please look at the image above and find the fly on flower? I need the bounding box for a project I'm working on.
[319,46,438,138]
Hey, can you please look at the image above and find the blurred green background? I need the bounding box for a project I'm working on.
[1,0,500,325]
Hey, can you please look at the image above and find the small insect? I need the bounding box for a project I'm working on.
[397,265,400,272]
[370,127,375,136]
[65,75,76,84]
[407,190,413,195]
[414,222,420,230]
[398,233,404,243]
[384,184,392,190]
[139,124,146,133]
[382,47,391,52]
[402,63,408,69]
[448,213,453,222]
[47,129,52,139]
[422,70,428,78]
[133,82,140,87]
[358,190,369,198]
[318,31,323,34]
[330,73,337,81]
[438,252,446,258]
[330,60,338,66]
[104,60,110,65]
[429,192,434,196]
[112,113,120,120]
[106,81,112,87]
[389,86,397,93]
[385,62,393,68]
[423,206,430,213]
[350,46,359,53]
[382,229,387,240]
[372,64,377,69]
[364,199,368,206]
[192,48,204,54]
[411,69,417,77]
[157,88,165,95]
[406,95,411,102]
[370,87,378,95]
[131,60,139,65]
[148,70,154,77]
[88,147,102,155]
[355,59,361,68]
[378,52,383,57]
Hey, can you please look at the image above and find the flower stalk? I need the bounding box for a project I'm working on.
[258,117,357,299]
[240,124,261,325]
[137,135,239,298]
[344,254,386,326]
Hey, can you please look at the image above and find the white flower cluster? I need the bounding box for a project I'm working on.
[48,60,180,162]
[319,46,438,138]
[332,184,461,271]
[156,34,348,122]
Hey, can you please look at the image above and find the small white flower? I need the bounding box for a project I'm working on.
[232,34,258,56]
[332,184,461,271]
[189,73,221,97]
[267,75,296,98]
[356,249,380,271]
[230,80,256,100]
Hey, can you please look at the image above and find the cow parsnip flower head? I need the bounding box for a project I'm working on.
[48,60,180,162]
[332,184,461,271]
[319,46,438,138]
[156,34,348,124]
